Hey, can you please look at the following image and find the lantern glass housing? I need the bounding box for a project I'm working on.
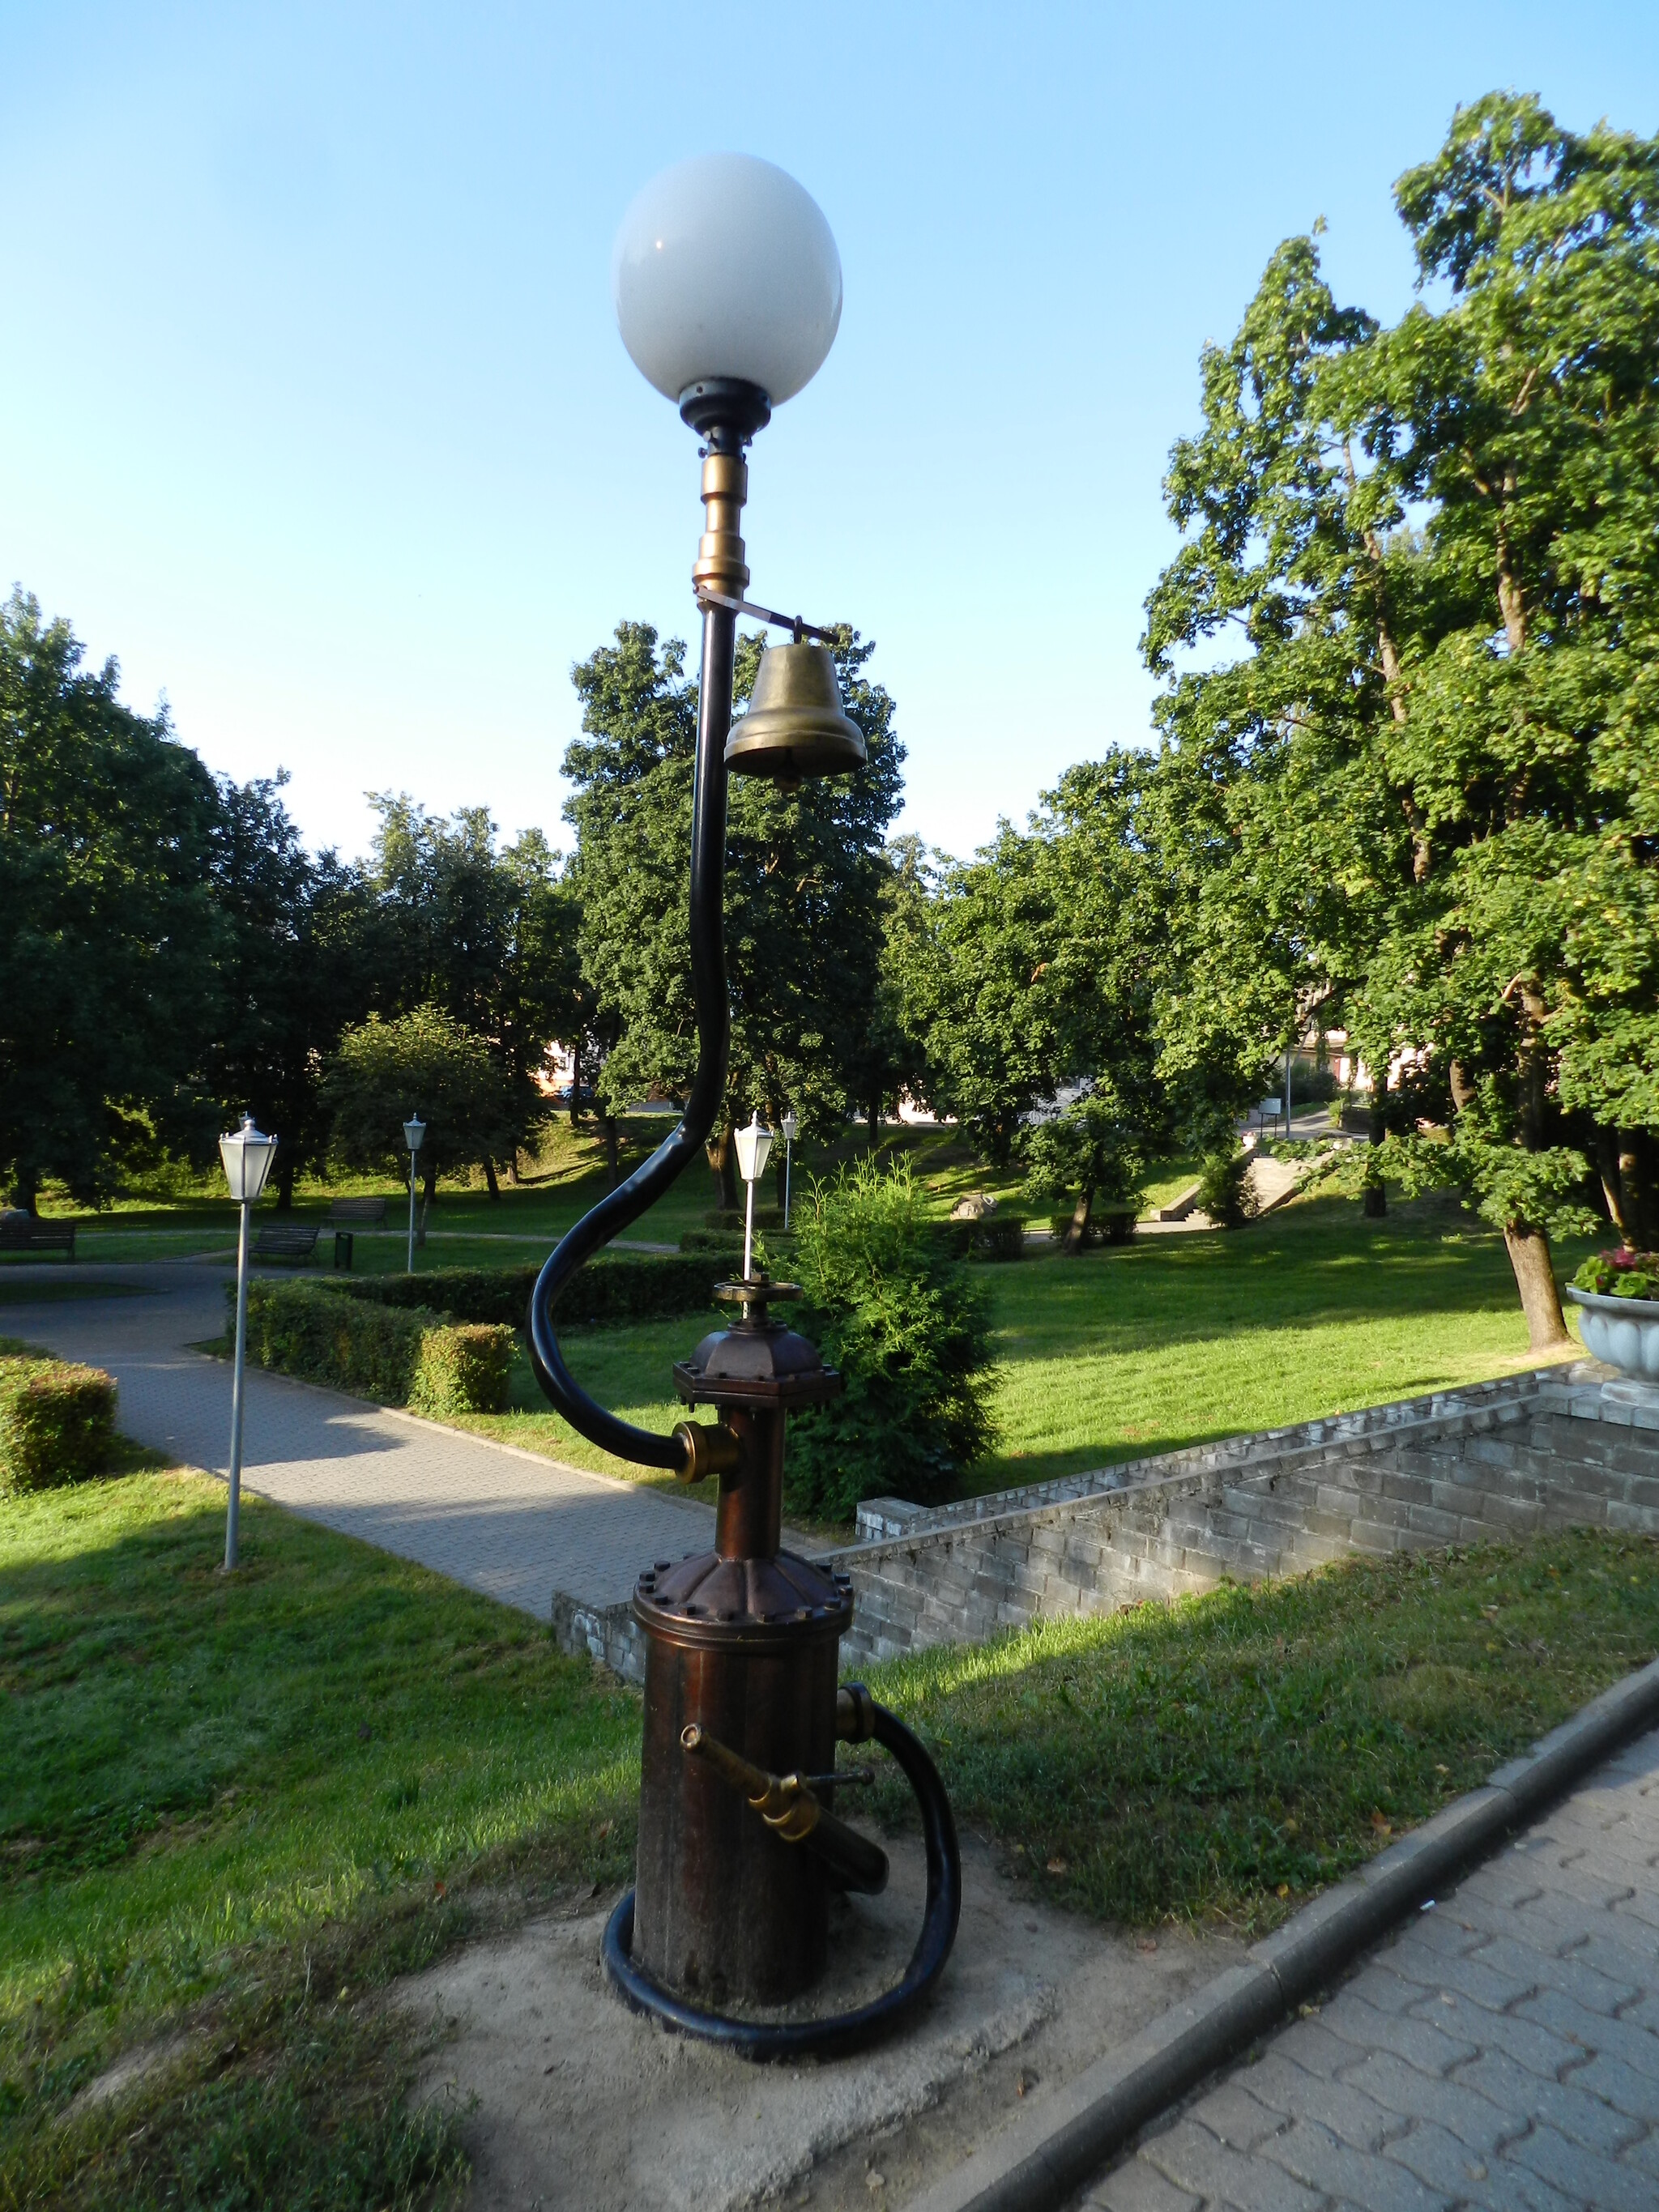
[219,1115,278,1204]
[612,154,842,406]
[733,1113,774,1185]
[781,1110,799,1144]
[404,1116,426,1155]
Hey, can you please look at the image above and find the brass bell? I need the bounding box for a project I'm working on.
[725,642,867,782]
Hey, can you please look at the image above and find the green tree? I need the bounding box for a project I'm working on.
[0,590,222,1209]
[207,774,376,1209]
[323,1006,516,1203]
[561,621,906,1202]
[1141,93,1659,1346]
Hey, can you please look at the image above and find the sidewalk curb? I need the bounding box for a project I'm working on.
[902,1654,1659,2212]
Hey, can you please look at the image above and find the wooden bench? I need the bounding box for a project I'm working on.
[0,1216,75,1260]
[329,1197,388,1229]
[251,1223,319,1264]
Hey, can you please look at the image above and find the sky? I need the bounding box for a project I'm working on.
[2,2,1656,870]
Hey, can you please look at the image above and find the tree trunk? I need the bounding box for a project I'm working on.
[720,1128,739,1213]
[15,1170,38,1218]
[1503,1222,1569,1350]
[868,1092,881,1149]
[508,1150,521,1187]
[1061,1184,1094,1257]
[1597,1130,1631,1240]
[603,1116,621,1191]
[1363,1099,1387,1218]
[483,1158,501,1201]
[275,1159,296,1213]
[423,1161,437,1205]
[1621,1132,1657,1251]
[569,1040,582,1130]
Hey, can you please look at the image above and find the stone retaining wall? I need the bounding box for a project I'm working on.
[549,1363,1659,1684]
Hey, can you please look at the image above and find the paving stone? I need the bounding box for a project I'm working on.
[1403,1991,1581,2082]
[1141,2116,1328,2211]
[1381,2119,1577,2212]
[1570,2048,1659,2125]
[1378,1939,1540,2013]
[1337,2052,1515,2159]
[1207,2058,1399,2152]
[1503,2120,1658,2212]
[1452,2048,1644,2157]
[1082,2160,1201,2212]
[1176,2078,1286,2154]
[1316,1994,1479,2078]
[1258,2116,1450,2211]
[1515,1986,1659,2073]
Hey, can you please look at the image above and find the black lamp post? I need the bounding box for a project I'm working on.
[527,155,959,2054]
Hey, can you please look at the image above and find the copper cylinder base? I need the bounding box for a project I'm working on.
[632,1552,852,2006]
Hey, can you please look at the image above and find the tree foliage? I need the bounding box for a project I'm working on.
[323,1006,517,1200]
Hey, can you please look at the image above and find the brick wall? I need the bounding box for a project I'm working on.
[550,1364,1659,1681]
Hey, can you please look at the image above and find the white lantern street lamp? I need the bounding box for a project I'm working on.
[732,1112,774,1281]
[404,1115,425,1273]
[218,1114,278,1571]
[613,155,842,407]
[781,1110,800,1230]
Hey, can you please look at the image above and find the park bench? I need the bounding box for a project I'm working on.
[251,1222,319,1264]
[0,1214,75,1259]
[329,1197,388,1229]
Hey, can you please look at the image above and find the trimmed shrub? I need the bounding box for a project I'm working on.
[408,1323,514,1417]
[0,1356,118,1492]
[786,1159,999,1523]
[1047,1206,1136,1249]
[971,1212,1028,1261]
[237,1280,512,1413]
[325,1255,725,1329]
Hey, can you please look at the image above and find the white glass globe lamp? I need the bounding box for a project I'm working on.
[612,154,842,410]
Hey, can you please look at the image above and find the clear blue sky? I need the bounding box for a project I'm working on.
[2,3,1655,867]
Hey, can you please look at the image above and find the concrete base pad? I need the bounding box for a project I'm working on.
[398,1836,1239,2212]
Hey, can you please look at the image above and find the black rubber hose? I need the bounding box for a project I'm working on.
[526,596,736,1467]
[602,1702,962,2060]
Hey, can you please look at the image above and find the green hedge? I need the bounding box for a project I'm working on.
[324,1254,727,1328]
[0,1355,118,1493]
[237,1281,512,1414]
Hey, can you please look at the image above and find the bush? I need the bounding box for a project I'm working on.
[408,1323,514,1417]
[971,1211,1029,1260]
[1047,1207,1136,1248]
[785,1159,999,1523]
[326,1255,726,1328]
[237,1280,512,1413]
[0,1355,118,1492]
[1198,1147,1256,1229]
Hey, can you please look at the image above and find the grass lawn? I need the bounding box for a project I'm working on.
[871,1527,1659,1934]
[1,1463,638,2212]
[447,1192,1593,1507]
[6,1456,1658,2209]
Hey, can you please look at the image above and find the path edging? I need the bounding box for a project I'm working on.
[902,1652,1659,2212]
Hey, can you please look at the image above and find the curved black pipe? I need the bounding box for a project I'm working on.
[527,596,736,1467]
[602,1701,962,2061]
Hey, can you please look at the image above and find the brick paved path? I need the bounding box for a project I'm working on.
[1088,1726,1659,2211]
[0,1264,723,1616]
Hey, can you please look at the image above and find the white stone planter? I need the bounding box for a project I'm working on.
[1568,1286,1659,1383]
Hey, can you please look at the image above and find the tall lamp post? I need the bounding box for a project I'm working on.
[734,1112,774,1279]
[781,1109,799,1230]
[218,1115,278,1571]
[524,153,961,2052]
[403,1115,425,1273]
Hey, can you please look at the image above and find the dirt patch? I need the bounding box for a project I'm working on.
[394,1831,1241,2211]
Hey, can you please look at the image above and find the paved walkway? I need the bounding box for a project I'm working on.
[1087,1726,1659,2211]
[1,1263,723,1617]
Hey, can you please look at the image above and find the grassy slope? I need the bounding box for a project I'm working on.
[0,1467,638,2211]
[450,1193,1591,1502]
[869,1529,1659,1933]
